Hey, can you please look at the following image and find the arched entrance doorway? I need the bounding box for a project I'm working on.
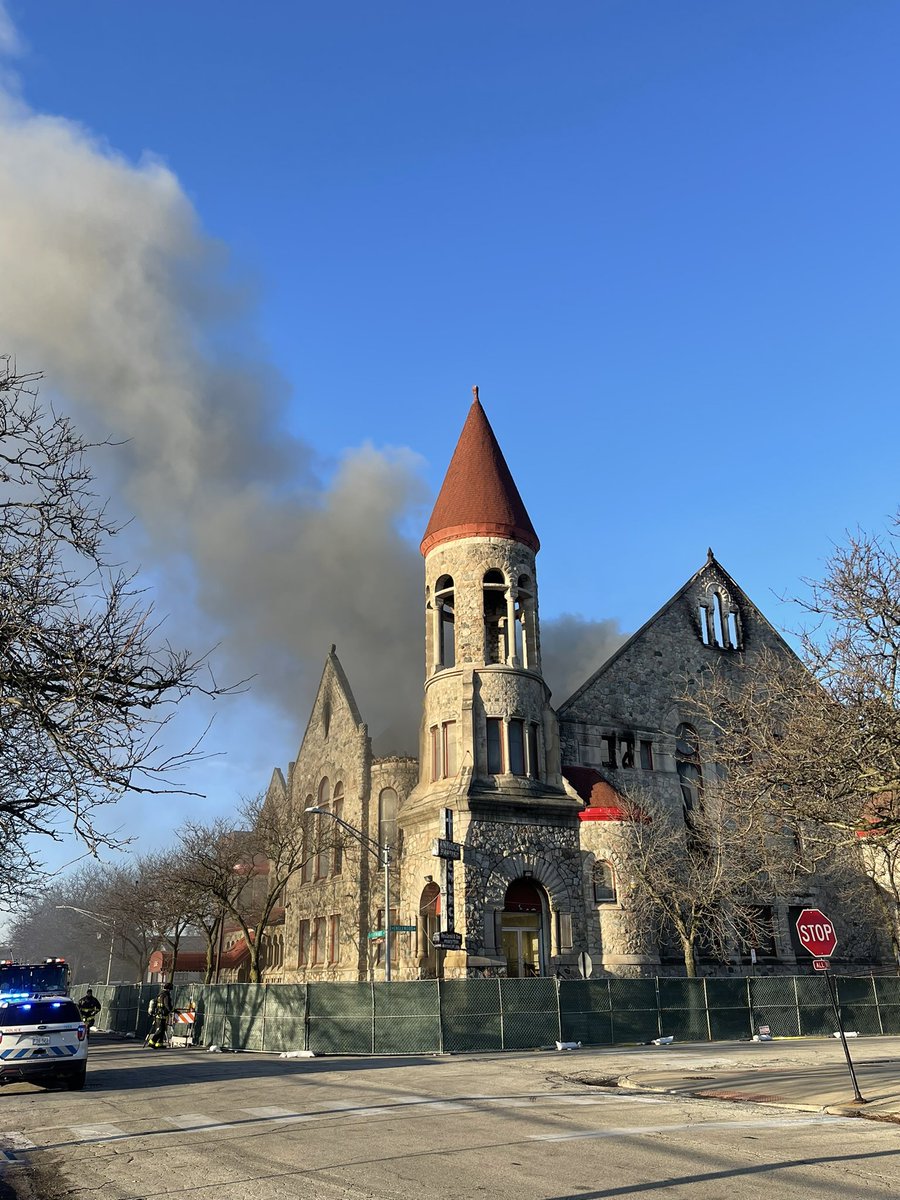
[418,882,442,979]
[501,878,548,977]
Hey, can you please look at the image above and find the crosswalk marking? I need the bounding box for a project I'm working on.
[68,1124,127,1141]
[241,1107,313,1122]
[0,1133,35,1150]
[530,1115,853,1142]
[166,1113,239,1131]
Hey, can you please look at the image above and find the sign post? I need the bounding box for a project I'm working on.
[794,908,866,1104]
[432,809,463,952]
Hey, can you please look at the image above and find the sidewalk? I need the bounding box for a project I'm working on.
[569,1036,900,1123]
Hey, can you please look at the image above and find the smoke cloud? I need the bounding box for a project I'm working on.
[0,13,627,782]
[0,59,430,750]
[540,614,628,706]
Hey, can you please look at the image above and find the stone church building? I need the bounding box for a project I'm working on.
[260,391,886,982]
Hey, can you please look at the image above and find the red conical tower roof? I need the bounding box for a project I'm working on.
[420,388,540,556]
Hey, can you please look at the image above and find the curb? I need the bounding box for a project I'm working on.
[584,1073,897,1123]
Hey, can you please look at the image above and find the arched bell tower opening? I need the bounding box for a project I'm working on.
[500,877,549,977]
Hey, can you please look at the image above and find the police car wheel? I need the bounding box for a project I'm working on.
[64,1065,86,1090]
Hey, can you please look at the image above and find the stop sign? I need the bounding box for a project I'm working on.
[795,908,838,958]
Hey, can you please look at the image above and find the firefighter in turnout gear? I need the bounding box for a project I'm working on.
[146,983,173,1048]
[78,988,102,1033]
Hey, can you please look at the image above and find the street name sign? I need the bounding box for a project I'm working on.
[432,931,463,950]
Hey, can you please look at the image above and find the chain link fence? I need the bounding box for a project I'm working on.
[71,973,900,1054]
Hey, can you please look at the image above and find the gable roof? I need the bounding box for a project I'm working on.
[557,552,799,715]
[295,644,365,761]
[420,388,539,555]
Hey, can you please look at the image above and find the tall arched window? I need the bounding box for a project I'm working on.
[379,787,399,853]
[593,860,617,904]
[675,724,703,825]
[302,794,314,882]
[332,782,344,875]
[435,575,455,668]
[483,569,507,664]
[316,777,331,879]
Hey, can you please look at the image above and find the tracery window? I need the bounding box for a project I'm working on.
[698,590,742,650]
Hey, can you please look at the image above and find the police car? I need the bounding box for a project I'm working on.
[0,960,87,1089]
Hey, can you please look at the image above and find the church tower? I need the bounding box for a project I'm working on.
[399,389,586,980]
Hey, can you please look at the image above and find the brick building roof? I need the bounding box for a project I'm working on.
[562,766,648,822]
[420,389,540,555]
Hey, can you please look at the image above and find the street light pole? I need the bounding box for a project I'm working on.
[55,904,117,984]
[305,806,393,982]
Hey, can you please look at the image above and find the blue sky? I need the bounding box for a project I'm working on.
[1,2,899,872]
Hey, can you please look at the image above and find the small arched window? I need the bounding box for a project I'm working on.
[483,569,508,664]
[593,860,617,904]
[435,575,455,668]
[675,723,703,825]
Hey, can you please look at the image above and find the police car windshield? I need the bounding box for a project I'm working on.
[0,965,67,994]
[0,1000,81,1026]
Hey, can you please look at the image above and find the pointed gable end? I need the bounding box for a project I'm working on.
[420,388,539,556]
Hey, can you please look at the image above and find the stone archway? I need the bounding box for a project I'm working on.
[480,852,573,973]
[500,877,549,977]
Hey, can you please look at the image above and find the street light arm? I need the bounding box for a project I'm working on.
[55,904,115,931]
[304,806,389,864]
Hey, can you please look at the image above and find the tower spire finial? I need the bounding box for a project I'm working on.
[472,385,479,404]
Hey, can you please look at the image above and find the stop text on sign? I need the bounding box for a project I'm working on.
[799,921,833,946]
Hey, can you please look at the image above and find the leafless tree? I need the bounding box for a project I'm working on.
[0,361,235,901]
[178,793,328,983]
[614,790,773,977]
[685,516,900,959]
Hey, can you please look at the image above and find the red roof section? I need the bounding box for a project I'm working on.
[562,766,648,822]
[420,389,540,556]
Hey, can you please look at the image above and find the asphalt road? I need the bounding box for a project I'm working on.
[0,1037,897,1199]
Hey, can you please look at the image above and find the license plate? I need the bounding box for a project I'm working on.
[32,1036,50,1046]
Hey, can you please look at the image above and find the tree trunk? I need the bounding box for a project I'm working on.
[203,927,216,985]
[680,935,698,978]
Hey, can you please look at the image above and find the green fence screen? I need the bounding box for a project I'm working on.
[71,972,900,1056]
